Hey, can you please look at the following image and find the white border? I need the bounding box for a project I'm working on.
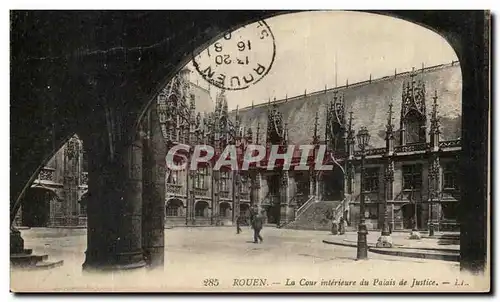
[1,2,497,301]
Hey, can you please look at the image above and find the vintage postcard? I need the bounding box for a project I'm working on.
[9,10,490,293]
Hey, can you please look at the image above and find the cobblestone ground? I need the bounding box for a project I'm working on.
[11,227,485,293]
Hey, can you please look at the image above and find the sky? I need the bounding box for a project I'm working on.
[185,11,459,111]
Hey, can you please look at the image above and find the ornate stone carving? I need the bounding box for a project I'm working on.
[326,92,346,151]
[39,168,55,181]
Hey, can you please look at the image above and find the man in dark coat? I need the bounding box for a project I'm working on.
[251,211,264,243]
[236,215,242,234]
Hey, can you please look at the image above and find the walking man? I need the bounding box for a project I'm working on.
[236,215,242,234]
[251,210,264,243]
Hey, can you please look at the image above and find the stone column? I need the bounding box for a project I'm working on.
[142,106,166,269]
[233,171,240,223]
[280,171,290,224]
[63,136,81,226]
[82,131,146,271]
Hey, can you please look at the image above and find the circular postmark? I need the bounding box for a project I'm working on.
[192,20,276,91]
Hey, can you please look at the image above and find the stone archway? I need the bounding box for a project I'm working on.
[195,201,210,218]
[9,11,488,274]
[21,186,60,227]
[401,203,424,229]
[317,166,344,201]
[166,198,184,217]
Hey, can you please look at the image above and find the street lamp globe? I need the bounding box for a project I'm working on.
[356,127,371,150]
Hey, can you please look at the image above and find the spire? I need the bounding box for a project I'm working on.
[430,90,440,134]
[386,102,394,134]
[347,111,354,142]
[256,122,260,144]
[251,100,254,109]
[346,78,349,87]
[285,94,288,102]
[283,123,289,143]
[324,85,327,94]
[246,126,253,143]
[313,111,319,144]
[347,111,355,158]
[430,90,441,151]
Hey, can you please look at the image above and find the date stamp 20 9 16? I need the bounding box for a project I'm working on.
[193,20,276,90]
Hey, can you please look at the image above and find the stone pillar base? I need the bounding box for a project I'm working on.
[10,227,24,254]
[409,231,422,240]
[82,252,146,272]
[376,235,393,248]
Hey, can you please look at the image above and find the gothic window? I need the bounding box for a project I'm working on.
[167,160,182,184]
[194,167,208,189]
[363,167,380,192]
[404,110,425,144]
[195,201,209,217]
[166,199,183,217]
[240,174,249,194]
[443,162,459,190]
[220,171,230,192]
[402,164,422,190]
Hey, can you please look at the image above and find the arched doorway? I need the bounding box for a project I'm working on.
[401,203,424,229]
[319,167,344,201]
[166,198,184,217]
[195,201,210,218]
[22,187,59,227]
[219,202,231,219]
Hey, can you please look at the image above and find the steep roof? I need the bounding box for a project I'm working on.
[230,62,462,148]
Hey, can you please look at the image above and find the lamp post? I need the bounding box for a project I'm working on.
[409,184,422,239]
[356,127,370,260]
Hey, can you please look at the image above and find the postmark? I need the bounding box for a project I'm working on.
[193,20,276,90]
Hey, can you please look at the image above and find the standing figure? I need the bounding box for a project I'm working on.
[236,215,242,234]
[339,216,345,235]
[251,211,264,243]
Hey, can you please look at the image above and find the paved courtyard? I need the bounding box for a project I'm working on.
[11,226,482,292]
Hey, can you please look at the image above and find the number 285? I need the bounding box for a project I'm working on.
[203,278,220,286]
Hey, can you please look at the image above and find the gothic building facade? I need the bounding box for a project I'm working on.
[160,62,462,231]
[14,134,89,227]
[17,62,462,232]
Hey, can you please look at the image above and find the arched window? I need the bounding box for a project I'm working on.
[166,160,183,184]
[195,167,208,189]
[404,110,425,144]
[195,201,209,217]
[166,199,183,217]
[220,170,230,192]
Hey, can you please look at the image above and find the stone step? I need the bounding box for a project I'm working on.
[11,254,49,267]
[33,260,64,270]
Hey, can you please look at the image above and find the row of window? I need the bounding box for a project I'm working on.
[165,201,249,218]
[167,163,458,193]
[167,168,250,192]
[362,163,458,192]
